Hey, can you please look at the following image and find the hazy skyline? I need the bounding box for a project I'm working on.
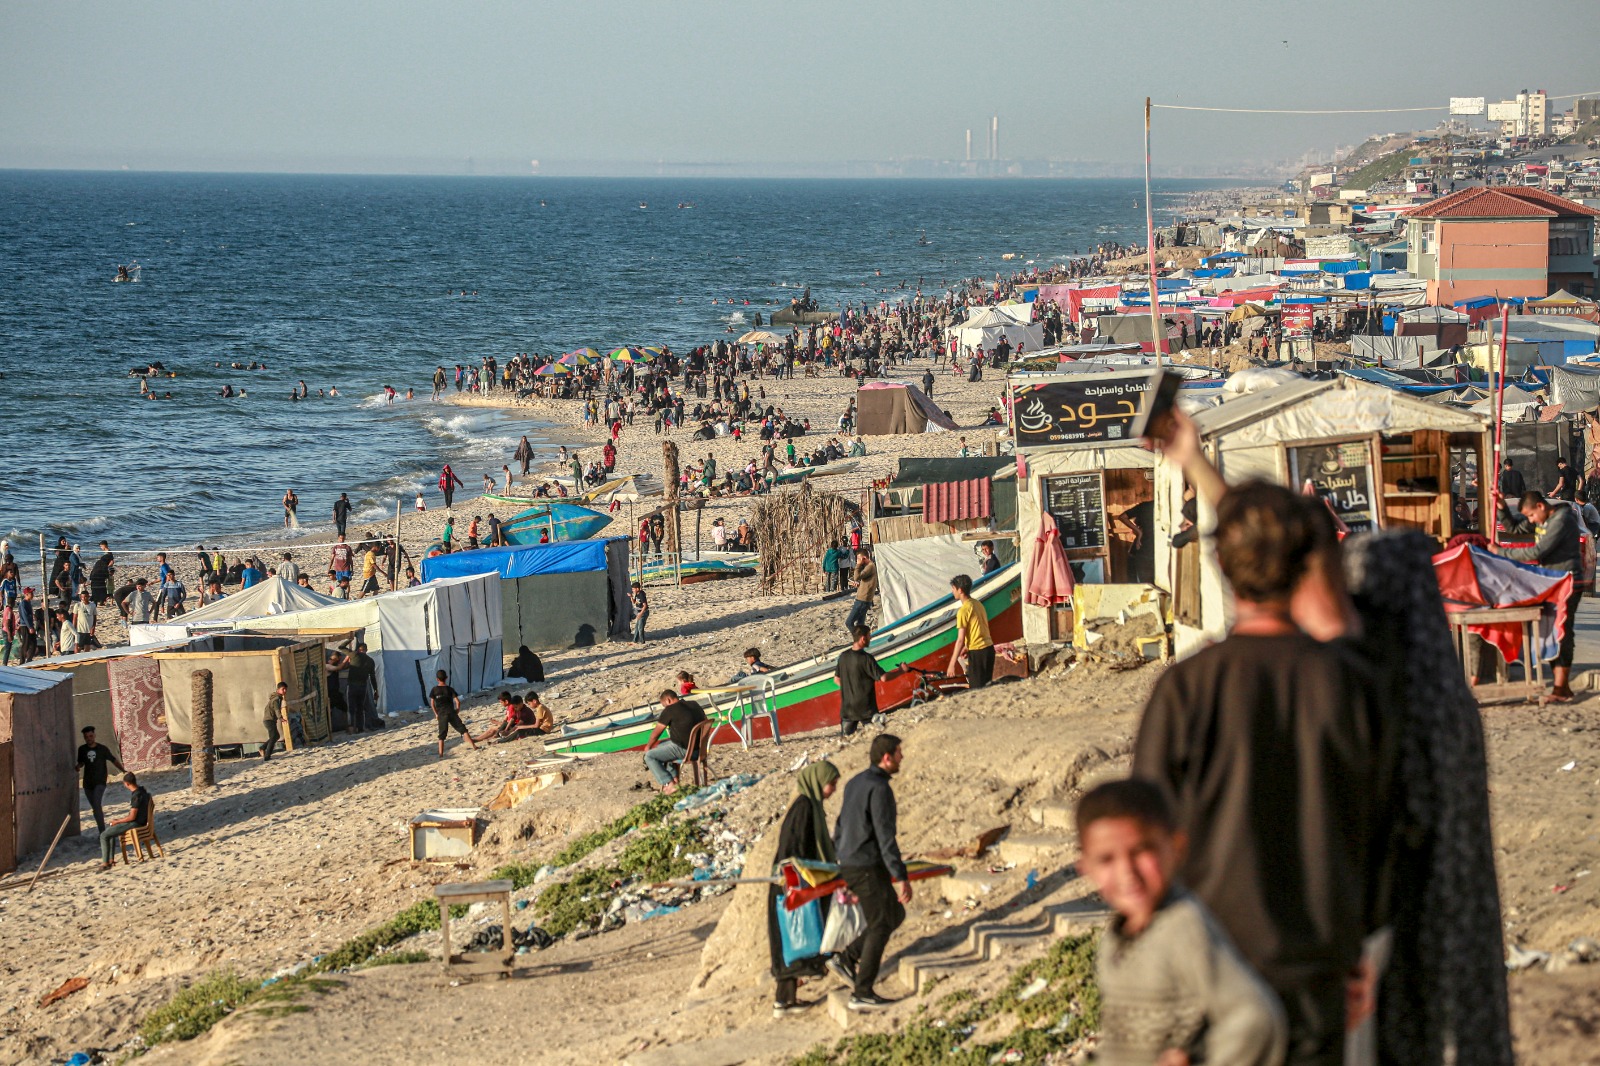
[4,0,1599,177]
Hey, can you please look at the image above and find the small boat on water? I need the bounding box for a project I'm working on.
[639,201,648,210]
[771,307,839,327]
[542,563,1022,755]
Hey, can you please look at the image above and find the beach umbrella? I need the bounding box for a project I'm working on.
[738,330,785,345]
[608,347,645,363]
[639,346,665,359]
[558,351,593,367]
[572,347,603,360]
[534,363,570,376]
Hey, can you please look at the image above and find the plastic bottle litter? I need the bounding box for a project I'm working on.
[1016,976,1049,1001]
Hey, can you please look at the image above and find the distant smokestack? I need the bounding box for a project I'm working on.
[965,129,972,162]
[991,115,999,160]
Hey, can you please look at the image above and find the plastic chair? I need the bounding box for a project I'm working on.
[120,802,165,864]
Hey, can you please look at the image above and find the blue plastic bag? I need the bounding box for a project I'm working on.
[776,895,824,966]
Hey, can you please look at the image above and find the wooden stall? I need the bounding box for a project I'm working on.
[1156,377,1490,653]
[0,666,77,876]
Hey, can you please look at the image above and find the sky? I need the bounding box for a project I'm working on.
[3,0,1599,177]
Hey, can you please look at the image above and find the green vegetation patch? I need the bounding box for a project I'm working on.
[790,933,1100,1066]
[139,970,257,1047]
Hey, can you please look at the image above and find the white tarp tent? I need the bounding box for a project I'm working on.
[874,534,991,622]
[130,577,341,646]
[951,305,1045,357]
[201,574,503,713]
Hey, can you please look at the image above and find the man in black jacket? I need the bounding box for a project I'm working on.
[1500,490,1584,701]
[831,733,912,1011]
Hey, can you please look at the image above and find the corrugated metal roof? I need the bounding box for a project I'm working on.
[923,478,992,524]
[0,664,71,694]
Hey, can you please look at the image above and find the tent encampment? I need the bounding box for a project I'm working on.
[855,382,960,435]
[0,665,77,874]
[241,574,503,713]
[130,577,341,646]
[420,538,632,651]
[949,305,1045,357]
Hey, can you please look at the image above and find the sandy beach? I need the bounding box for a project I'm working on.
[5,355,1599,1066]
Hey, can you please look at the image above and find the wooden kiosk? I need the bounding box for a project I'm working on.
[1156,377,1491,654]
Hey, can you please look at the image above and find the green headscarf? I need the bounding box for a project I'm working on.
[795,760,841,865]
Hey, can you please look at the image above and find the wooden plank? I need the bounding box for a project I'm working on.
[436,879,513,899]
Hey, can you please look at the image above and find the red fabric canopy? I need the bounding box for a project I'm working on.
[1432,543,1571,663]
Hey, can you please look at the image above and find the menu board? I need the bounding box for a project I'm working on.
[1012,371,1151,448]
[1291,440,1377,534]
[1043,473,1106,551]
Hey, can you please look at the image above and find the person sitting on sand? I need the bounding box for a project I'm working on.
[507,644,545,682]
[473,693,539,744]
[98,772,152,871]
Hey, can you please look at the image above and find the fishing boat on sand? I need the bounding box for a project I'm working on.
[501,502,612,545]
[638,553,757,584]
[542,562,1022,755]
[771,458,861,486]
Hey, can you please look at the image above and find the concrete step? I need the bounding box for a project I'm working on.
[1027,800,1075,831]
[622,1025,830,1066]
[938,869,999,904]
[996,832,1072,866]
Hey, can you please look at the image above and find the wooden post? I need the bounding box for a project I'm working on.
[393,499,402,586]
[191,669,215,791]
[38,534,50,658]
[663,441,682,583]
[27,814,72,890]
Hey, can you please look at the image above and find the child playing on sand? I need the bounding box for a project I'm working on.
[1076,779,1285,1066]
[415,492,426,513]
[428,669,477,757]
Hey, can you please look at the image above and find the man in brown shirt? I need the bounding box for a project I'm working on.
[844,550,877,634]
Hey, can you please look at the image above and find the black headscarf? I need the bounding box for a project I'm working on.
[508,645,544,682]
[1344,530,1512,1066]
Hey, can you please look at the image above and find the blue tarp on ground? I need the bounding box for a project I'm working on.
[1192,267,1236,279]
[422,537,627,582]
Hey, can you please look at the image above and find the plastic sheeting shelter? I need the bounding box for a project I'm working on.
[949,305,1045,357]
[875,535,997,622]
[29,641,190,772]
[0,665,76,875]
[855,382,959,435]
[241,574,503,713]
[420,538,631,651]
[152,634,334,748]
[130,577,341,646]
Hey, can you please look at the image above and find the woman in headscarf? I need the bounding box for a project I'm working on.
[766,760,840,1017]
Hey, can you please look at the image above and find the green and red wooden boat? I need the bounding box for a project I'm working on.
[542,563,1022,755]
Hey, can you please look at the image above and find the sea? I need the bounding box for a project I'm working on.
[0,171,1218,565]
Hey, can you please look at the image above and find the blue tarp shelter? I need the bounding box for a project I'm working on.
[422,538,632,651]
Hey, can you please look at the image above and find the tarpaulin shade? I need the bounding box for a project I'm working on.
[1433,544,1571,663]
[923,479,992,524]
[421,538,625,582]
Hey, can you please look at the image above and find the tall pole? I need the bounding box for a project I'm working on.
[37,534,50,658]
[1144,98,1165,363]
[393,499,402,586]
[1489,300,1511,546]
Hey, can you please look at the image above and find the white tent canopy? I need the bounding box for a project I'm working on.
[951,305,1044,357]
[130,577,340,646]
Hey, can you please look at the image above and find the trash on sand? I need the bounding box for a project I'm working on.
[1016,976,1049,1001]
[1570,937,1600,961]
[674,773,761,811]
[1559,761,1577,772]
[1506,944,1550,970]
[39,977,88,1008]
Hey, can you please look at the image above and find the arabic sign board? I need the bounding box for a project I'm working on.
[1291,440,1377,534]
[1282,305,1315,334]
[1042,473,1106,551]
[1011,371,1151,449]
[1449,96,1486,116]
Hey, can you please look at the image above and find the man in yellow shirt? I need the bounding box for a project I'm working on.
[947,573,995,688]
[359,547,380,598]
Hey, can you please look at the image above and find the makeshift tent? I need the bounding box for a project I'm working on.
[420,538,631,651]
[152,634,336,748]
[130,577,341,646]
[29,640,190,772]
[242,574,503,713]
[949,305,1045,357]
[0,665,76,874]
[855,382,960,435]
[874,535,995,622]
